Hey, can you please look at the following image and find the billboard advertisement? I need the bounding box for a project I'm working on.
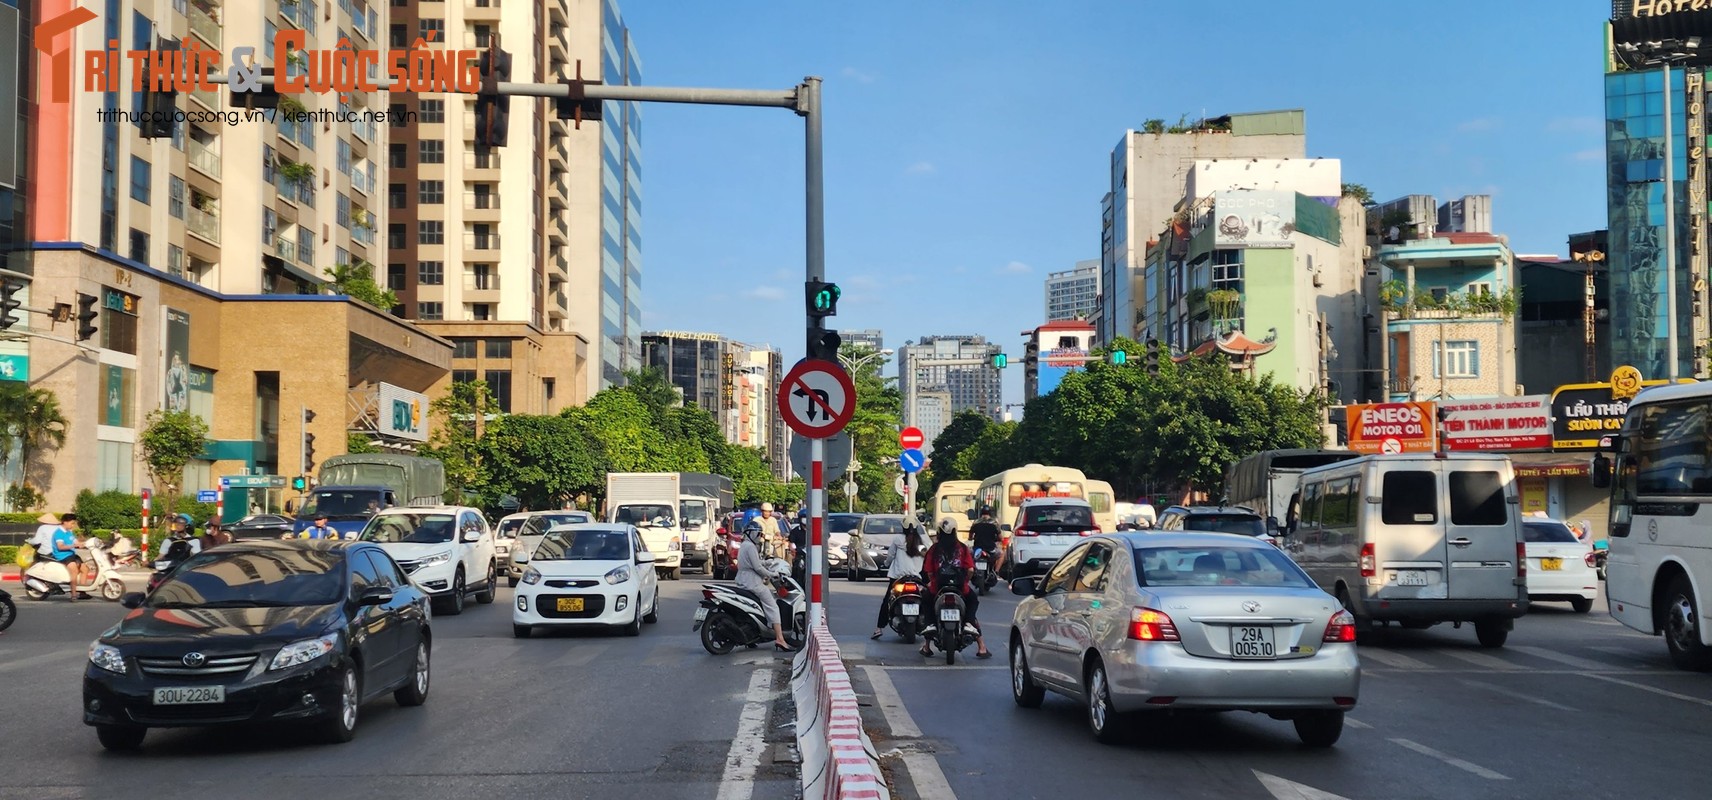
[1345,402,1437,454]
[1549,366,1693,449]
[1037,364,1073,396]
[1213,191,1297,249]
[164,308,190,413]
[1037,343,1090,396]
[378,382,429,442]
[1440,396,1551,451]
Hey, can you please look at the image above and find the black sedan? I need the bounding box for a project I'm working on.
[224,513,296,539]
[83,539,432,751]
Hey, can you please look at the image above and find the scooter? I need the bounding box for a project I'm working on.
[924,584,981,665]
[694,557,805,655]
[22,537,126,601]
[145,536,203,594]
[887,574,928,643]
[108,534,142,569]
[0,586,15,633]
[973,549,1000,596]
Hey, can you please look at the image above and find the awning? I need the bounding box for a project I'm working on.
[1505,451,1591,478]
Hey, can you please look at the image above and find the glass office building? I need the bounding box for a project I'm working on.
[600,0,643,389]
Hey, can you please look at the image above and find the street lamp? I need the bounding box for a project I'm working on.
[838,347,894,374]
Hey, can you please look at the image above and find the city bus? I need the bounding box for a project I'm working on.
[1085,479,1117,533]
[974,464,1089,536]
[1593,381,1712,670]
[932,480,981,540]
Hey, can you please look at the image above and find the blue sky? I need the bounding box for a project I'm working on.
[621,0,1610,405]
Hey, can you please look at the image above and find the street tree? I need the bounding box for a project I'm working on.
[138,409,211,518]
[920,410,991,495]
[478,414,607,510]
[421,380,495,501]
[0,384,68,510]
[839,343,901,512]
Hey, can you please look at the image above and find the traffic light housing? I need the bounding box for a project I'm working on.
[1110,349,1127,366]
[0,280,22,330]
[556,59,603,128]
[228,67,281,111]
[292,476,307,491]
[991,353,1008,369]
[303,433,317,474]
[75,293,99,342]
[475,41,513,147]
[807,327,842,364]
[1143,340,1160,374]
[140,40,178,139]
[806,280,840,320]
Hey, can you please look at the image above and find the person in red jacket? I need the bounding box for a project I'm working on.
[921,518,992,659]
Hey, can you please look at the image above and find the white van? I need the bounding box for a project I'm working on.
[1284,453,1528,648]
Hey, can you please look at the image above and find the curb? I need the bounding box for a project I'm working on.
[793,621,890,800]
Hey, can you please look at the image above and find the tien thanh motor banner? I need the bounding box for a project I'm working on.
[1440,396,1551,451]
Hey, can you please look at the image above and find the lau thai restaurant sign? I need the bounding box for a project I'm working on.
[1549,366,1694,450]
[1441,396,1551,451]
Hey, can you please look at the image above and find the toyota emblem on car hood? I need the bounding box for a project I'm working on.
[182,652,207,667]
[1241,601,1261,613]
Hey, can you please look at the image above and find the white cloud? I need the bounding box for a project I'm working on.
[743,286,786,301]
[841,66,876,84]
[904,161,935,175]
[999,261,1031,274]
[1571,148,1605,162]
[1457,117,1499,133]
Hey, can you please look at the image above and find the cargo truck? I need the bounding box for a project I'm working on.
[605,472,735,580]
[292,454,448,538]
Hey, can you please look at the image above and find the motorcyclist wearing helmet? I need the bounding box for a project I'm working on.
[920,517,992,659]
[970,506,1004,581]
[736,521,793,651]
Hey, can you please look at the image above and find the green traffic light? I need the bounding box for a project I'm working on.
[992,354,1008,369]
[1111,350,1127,365]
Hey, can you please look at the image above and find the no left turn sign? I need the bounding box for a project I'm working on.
[777,359,856,439]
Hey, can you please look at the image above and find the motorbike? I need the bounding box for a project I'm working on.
[886,574,928,643]
[108,534,142,569]
[0,586,15,633]
[694,556,805,655]
[924,582,981,665]
[972,548,1000,595]
[22,537,126,602]
[1593,540,1609,581]
[146,536,202,594]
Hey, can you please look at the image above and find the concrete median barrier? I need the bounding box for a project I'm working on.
[793,621,889,800]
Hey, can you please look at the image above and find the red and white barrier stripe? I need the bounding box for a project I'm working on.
[793,621,889,800]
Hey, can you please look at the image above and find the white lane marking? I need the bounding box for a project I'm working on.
[550,642,611,667]
[900,752,960,800]
[1389,738,1511,780]
[1358,648,1431,669]
[1344,717,1373,730]
[1254,770,1354,800]
[1435,649,1521,670]
[860,665,921,738]
[1508,645,1611,671]
[0,648,85,672]
[1581,673,1712,708]
[865,664,1007,671]
[715,668,775,800]
[1458,679,1577,712]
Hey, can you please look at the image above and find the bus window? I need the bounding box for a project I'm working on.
[1634,402,1712,496]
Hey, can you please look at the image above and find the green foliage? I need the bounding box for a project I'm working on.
[1379,281,1519,319]
[139,409,211,517]
[920,411,991,496]
[1341,183,1374,205]
[346,433,383,454]
[4,484,42,512]
[572,390,677,473]
[840,343,902,512]
[621,366,682,416]
[478,414,607,510]
[421,380,495,497]
[0,512,47,524]
[0,545,15,564]
[1142,118,1165,135]
[74,489,143,530]
[0,383,68,504]
[324,258,398,311]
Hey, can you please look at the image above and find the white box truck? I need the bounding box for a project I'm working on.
[606,472,735,580]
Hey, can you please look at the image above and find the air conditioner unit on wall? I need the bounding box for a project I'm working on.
[1312,273,1324,287]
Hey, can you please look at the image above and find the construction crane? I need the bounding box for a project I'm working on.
[1571,249,1605,382]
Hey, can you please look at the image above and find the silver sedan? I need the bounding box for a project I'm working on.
[1008,531,1359,747]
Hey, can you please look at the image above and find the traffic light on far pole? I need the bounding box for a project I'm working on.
[75,293,99,341]
[806,280,840,320]
[1110,349,1127,365]
[991,353,1008,369]
[292,476,307,491]
[302,407,318,475]
[475,39,513,148]
[0,279,22,330]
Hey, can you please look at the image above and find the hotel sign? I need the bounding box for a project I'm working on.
[1625,0,1712,17]
[1692,69,1711,366]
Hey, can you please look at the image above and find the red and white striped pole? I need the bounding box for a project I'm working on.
[809,436,824,628]
[215,484,224,528]
[140,488,151,556]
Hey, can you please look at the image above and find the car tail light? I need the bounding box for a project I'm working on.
[1584,551,1598,568]
[1323,609,1358,643]
[1128,607,1179,641]
[1013,528,1038,538]
[1081,525,1102,537]
[777,584,791,598]
[1359,543,1376,578]
[1517,541,1527,581]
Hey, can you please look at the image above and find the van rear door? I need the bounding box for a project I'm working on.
[1444,465,1521,601]
[1373,466,1450,600]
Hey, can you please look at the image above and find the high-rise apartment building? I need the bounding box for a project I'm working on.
[898,335,1002,430]
[1044,260,1099,322]
[641,332,789,478]
[1100,110,1307,346]
[840,329,884,354]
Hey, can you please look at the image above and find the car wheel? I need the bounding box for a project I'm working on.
[95,724,146,752]
[513,624,532,639]
[1084,660,1123,744]
[1663,574,1712,670]
[669,567,682,581]
[394,638,430,707]
[1010,639,1045,709]
[1474,618,1509,649]
[1335,586,1371,641]
[317,664,361,744]
[622,596,642,637]
[475,562,496,604]
[642,592,659,624]
[1570,597,1594,614]
[700,611,739,655]
[1294,710,1344,748]
[437,570,466,616]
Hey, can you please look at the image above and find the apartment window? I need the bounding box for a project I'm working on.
[386,263,406,290]
[337,139,352,175]
[128,229,149,264]
[263,208,278,246]
[167,245,184,277]
[452,338,477,359]
[485,370,512,413]
[297,226,315,264]
[417,302,443,320]
[389,23,406,47]
[263,145,276,183]
[451,369,476,385]
[418,140,444,164]
[419,19,444,40]
[388,223,405,249]
[1431,340,1481,379]
[335,246,350,267]
[470,304,492,320]
[485,339,512,359]
[418,99,444,123]
[418,221,444,245]
[337,193,351,228]
[303,0,318,34]
[474,24,491,47]
[389,143,407,168]
[389,183,406,209]
[168,177,185,218]
[418,261,443,285]
[1429,286,1449,304]
[129,157,150,203]
[389,102,407,128]
[470,264,494,289]
[1468,281,1493,297]
[418,180,444,204]
[474,146,496,169]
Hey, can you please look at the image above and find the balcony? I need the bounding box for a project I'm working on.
[188,0,220,49]
[464,232,501,252]
[187,136,221,179]
[464,272,501,291]
[466,150,501,174]
[186,205,220,244]
[465,192,501,210]
[468,0,502,21]
[273,237,298,263]
[1389,375,1413,396]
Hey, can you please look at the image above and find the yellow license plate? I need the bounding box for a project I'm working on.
[556,597,584,612]
[1541,558,1562,571]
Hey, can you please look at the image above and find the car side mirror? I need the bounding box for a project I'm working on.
[120,592,146,609]
[357,586,394,606]
[637,551,657,564]
[514,552,530,564]
[462,528,483,543]
[1011,576,1039,596]
[1591,452,1613,489]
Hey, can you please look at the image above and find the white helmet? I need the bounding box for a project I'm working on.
[936,518,959,537]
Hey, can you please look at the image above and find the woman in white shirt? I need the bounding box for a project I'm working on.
[871,525,927,640]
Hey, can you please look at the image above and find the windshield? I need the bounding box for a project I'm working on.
[1135,546,1313,588]
[1020,505,1094,531]
[939,495,975,514]
[360,513,457,544]
[533,529,632,561]
[523,512,592,537]
[300,489,386,518]
[1183,514,1267,536]
[150,548,344,607]
[1524,521,1581,544]
[862,517,906,535]
[828,514,864,533]
[615,504,675,527]
[497,518,525,539]
[680,500,708,526]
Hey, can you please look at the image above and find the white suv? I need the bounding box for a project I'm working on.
[1007,497,1099,577]
[359,506,499,615]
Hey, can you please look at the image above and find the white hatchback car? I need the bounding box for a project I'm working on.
[1522,518,1597,613]
[512,523,660,638]
[1008,498,1099,577]
[358,506,499,616]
